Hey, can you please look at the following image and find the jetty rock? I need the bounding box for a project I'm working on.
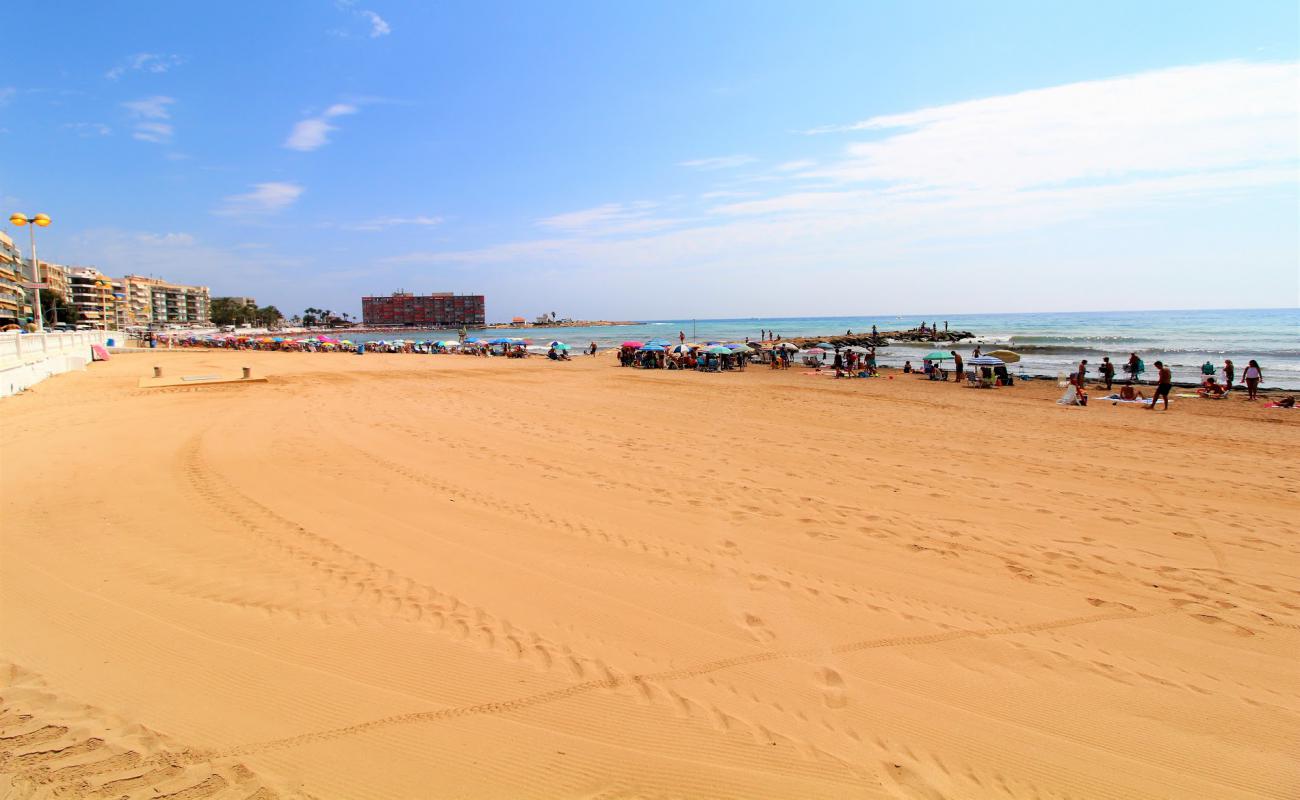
[780,327,973,349]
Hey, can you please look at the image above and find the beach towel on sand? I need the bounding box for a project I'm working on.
[1101,394,1161,406]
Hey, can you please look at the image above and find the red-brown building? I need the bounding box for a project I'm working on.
[361,292,486,327]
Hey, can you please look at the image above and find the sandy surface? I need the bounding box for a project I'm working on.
[2,350,1298,799]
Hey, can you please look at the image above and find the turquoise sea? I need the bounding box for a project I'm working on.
[346,308,1300,389]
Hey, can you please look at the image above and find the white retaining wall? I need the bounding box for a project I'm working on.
[0,330,114,398]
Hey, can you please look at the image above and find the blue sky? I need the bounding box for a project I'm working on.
[3,1,1297,321]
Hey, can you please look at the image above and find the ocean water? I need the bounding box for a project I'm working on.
[346,308,1300,389]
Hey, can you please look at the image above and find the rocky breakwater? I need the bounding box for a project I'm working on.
[782,326,973,349]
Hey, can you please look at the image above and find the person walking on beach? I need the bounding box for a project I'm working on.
[1075,359,1088,388]
[950,350,963,382]
[1100,357,1115,390]
[1126,352,1141,382]
[1147,361,1173,411]
[1223,359,1235,390]
[1242,360,1263,400]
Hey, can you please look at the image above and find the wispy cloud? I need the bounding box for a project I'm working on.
[538,202,682,236]
[285,103,359,151]
[678,154,758,170]
[332,2,391,38]
[360,10,391,37]
[215,182,304,217]
[63,122,112,137]
[106,53,184,81]
[341,215,443,231]
[775,159,816,172]
[122,96,175,143]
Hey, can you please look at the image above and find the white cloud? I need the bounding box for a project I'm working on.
[679,154,758,170]
[361,10,391,37]
[122,96,176,144]
[538,202,681,236]
[106,53,184,80]
[803,61,1298,192]
[121,95,174,119]
[285,102,360,151]
[132,122,173,143]
[215,182,304,217]
[63,122,112,137]
[136,232,196,246]
[342,215,443,231]
[775,159,816,172]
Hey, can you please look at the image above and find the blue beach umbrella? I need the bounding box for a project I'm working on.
[639,344,666,352]
[815,342,835,350]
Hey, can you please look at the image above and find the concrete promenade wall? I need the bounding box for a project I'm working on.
[0,330,114,398]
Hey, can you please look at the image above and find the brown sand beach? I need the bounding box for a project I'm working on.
[2,351,1298,798]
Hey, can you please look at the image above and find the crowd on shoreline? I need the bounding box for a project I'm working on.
[146,332,1290,410]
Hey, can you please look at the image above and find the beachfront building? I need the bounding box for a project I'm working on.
[361,291,486,327]
[0,232,32,324]
[120,274,212,327]
[35,261,72,301]
[68,267,118,330]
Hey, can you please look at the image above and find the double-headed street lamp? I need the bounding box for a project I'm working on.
[9,213,51,333]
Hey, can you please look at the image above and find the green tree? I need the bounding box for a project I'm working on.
[39,289,78,325]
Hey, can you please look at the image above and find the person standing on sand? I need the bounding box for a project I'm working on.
[588,341,598,356]
[950,350,963,382]
[1147,361,1173,410]
[1223,359,1235,390]
[679,331,685,344]
[1127,352,1140,382]
[973,345,981,358]
[1100,357,1115,390]
[1076,359,1088,388]
[1242,360,1263,400]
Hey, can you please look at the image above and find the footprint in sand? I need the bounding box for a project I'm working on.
[741,613,775,643]
[817,667,847,709]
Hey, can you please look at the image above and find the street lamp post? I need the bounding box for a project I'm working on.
[9,213,51,333]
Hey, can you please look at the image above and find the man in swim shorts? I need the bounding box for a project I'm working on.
[1147,361,1172,411]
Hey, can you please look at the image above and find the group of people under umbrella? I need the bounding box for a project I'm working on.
[617,338,781,371]
[904,348,1018,387]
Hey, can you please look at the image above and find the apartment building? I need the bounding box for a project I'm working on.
[120,275,211,327]
[361,292,486,327]
[0,232,31,324]
[68,267,117,329]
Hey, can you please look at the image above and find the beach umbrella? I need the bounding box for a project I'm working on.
[815,342,835,349]
[987,349,1021,363]
[465,337,481,343]
[805,347,826,355]
[670,344,693,354]
[924,351,955,360]
[725,343,746,350]
[621,341,644,348]
[488,337,513,344]
[553,342,571,350]
[969,355,1005,367]
[706,346,732,354]
[774,342,798,351]
[639,344,666,352]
